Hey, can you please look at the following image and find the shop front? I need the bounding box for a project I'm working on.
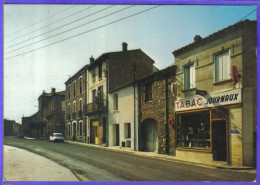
[175,88,242,164]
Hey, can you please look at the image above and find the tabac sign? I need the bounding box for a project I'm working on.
[175,88,242,111]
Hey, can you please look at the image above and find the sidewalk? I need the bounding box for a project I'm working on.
[66,140,256,173]
[3,145,79,181]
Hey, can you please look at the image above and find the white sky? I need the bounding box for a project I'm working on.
[3,4,257,123]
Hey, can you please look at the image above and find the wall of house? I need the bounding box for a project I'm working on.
[174,23,256,166]
[139,74,176,155]
[108,86,138,150]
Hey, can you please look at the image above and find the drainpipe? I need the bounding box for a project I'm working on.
[165,75,169,154]
[85,69,87,143]
[133,52,136,151]
[106,61,109,147]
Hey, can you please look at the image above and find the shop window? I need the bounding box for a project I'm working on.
[124,123,131,139]
[177,111,210,149]
[145,84,152,102]
[183,63,195,90]
[215,50,231,82]
[114,94,118,110]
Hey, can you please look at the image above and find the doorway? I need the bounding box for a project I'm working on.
[140,119,158,152]
[73,123,76,141]
[90,120,99,144]
[113,124,120,146]
[212,120,227,161]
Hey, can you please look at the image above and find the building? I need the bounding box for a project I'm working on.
[65,64,89,142]
[107,82,139,150]
[172,20,256,166]
[65,43,155,145]
[137,65,176,154]
[22,88,65,138]
[4,119,21,136]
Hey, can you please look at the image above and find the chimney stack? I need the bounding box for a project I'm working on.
[51,88,56,94]
[194,35,203,42]
[90,56,95,64]
[122,42,128,51]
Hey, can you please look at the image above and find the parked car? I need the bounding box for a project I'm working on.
[49,133,64,142]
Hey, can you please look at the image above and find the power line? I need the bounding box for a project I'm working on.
[5,5,161,61]
[5,5,77,39]
[5,5,134,55]
[238,8,256,22]
[5,5,96,46]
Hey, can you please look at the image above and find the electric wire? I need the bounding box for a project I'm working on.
[5,5,77,39]
[5,5,161,60]
[5,5,133,55]
[238,8,257,22]
[5,5,96,46]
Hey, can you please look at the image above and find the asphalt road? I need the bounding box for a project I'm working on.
[4,136,256,181]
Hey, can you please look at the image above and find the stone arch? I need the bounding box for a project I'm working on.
[139,118,158,152]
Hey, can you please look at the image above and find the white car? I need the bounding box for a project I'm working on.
[49,133,64,142]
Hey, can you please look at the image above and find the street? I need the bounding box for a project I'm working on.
[4,136,256,181]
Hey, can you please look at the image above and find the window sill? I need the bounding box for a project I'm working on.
[98,78,102,81]
[182,88,197,93]
[113,110,119,113]
[213,79,232,85]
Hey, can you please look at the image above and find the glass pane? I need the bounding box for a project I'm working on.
[190,64,195,88]
[184,66,190,90]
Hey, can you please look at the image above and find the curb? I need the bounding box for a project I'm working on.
[65,141,256,172]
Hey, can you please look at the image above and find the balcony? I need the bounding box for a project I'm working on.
[85,99,107,116]
[72,112,76,119]
[66,114,71,120]
[78,110,83,118]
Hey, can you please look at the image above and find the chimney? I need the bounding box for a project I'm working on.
[194,35,203,42]
[90,56,95,64]
[51,88,56,94]
[122,42,128,51]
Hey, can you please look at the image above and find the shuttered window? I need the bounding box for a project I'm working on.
[114,94,118,110]
[215,51,230,82]
[184,63,195,90]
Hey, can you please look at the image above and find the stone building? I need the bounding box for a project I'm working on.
[65,64,89,142]
[22,88,65,138]
[4,119,21,136]
[172,20,256,166]
[137,65,176,155]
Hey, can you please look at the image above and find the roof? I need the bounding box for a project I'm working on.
[38,90,65,100]
[88,49,155,69]
[65,64,89,85]
[173,20,256,56]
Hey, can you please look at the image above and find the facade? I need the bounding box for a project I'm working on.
[137,66,176,154]
[108,84,138,150]
[172,20,256,166]
[22,88,65,138]
[65,43,155,145]
[65,64,88,142]
[4,119,21,136]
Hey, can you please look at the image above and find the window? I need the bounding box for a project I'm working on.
[73,82,76,97]
[98,63,102,79]
[177,111,210,149]
[92,70,96,83]
[79,77,83,94]
[183,63,195,90]
[145,84,152,102]
[67,104,71,114]
[114,94,118,110]
[215,50,231,82]
[98,86,103,102]
[73,102,76,113]
[79,122,83,136]
[124,123,131,139]
[79,99,83,111]
[68,86,71,99]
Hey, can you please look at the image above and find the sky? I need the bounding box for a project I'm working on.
[3,4,257,123]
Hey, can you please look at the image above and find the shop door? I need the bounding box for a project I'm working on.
[212,120,227,161]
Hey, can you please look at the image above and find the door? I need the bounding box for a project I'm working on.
[103,117,106,143]
[141,119,158,152]
[73,123,76,141]
[116,124,120,146]
[212,120,227,161]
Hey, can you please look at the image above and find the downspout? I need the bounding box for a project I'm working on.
[106,61,109,147]
[85,69,87,143]
[133,52,136,151]
[165,74,169,154]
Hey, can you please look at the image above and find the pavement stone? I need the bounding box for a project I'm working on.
[3,145,79,181]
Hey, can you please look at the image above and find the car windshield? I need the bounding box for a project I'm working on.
[53,133,63,136]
